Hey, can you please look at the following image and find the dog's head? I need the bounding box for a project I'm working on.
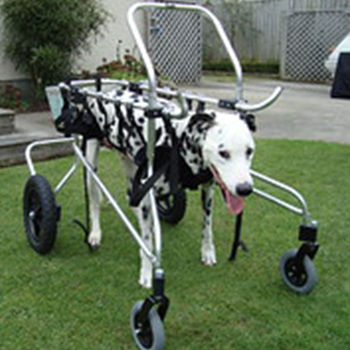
[202,112,255,215]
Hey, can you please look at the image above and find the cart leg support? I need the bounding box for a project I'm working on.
[229,212,249,261]
[138,269,170,324]
[297,222,319,262]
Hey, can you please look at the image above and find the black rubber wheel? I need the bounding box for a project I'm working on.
[280,249,317,294]
[156,189,186,225]
[130,301,165,350]
[23,175,58,254]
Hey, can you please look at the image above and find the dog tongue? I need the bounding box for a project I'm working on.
[222,186,244,215]
[210,166,244,215]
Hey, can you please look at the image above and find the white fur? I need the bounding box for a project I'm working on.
[84,93,255,288]
[203,112,255,196]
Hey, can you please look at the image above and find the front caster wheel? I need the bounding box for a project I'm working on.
[23,175,58,254]
[280,249,317,294]
[130,301,165,350]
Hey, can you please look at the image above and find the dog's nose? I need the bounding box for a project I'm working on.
[236,182,253,197]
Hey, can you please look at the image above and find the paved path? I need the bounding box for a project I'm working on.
[188,76,350,145]
[4,76,350,149]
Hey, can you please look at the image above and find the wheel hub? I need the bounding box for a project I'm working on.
[285,258,307,287]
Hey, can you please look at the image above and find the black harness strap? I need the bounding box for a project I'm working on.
[162,117,180,194]
[127,105,146,145]
[115,103,128,154]
[228,211,249,261]
[72,136,93,249]
[129,159,170,207]
[129,114,181,207]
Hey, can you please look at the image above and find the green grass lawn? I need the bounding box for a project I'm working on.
[1,139,350,350]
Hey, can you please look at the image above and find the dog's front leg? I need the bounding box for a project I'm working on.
[86,139,103,249]
[201,182,217,265]
[122,157,154,288]
[132,194,154,289]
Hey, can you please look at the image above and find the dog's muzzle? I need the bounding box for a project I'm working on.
[236,182,253,197]
[210,165,253,215]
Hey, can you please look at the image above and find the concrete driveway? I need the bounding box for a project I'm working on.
[2,76,347,167]
[188,76,350,145]
[10,76,350,148]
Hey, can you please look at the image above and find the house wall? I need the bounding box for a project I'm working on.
[76,0,146,74]
[0,0,144,81]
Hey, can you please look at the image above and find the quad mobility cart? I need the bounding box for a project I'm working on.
[23,3,319,350]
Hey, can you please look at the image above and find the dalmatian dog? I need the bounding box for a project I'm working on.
[80,89,255,288]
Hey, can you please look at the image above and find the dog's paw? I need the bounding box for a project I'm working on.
[139,259,153,289]
[87,230,102,251]
[201,245,217,266]
[139,271,152,289]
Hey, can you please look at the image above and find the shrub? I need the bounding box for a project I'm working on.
[203,60,280,75]
[0,0,109,90]
[0,83,25,110]
[95,50,147,82]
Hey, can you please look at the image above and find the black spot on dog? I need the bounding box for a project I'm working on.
[142,206,149,221]
[207,198,212,210]
[155,128,162,143]
[127,189,132,200]
[201,191,206,207]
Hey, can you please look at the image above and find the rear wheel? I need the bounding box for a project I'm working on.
[23,175,58,254]
[156,189,187,225]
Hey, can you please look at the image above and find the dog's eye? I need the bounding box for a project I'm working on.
[219,150,230,160]
[246,147,254,158]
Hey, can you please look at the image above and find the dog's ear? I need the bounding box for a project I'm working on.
[192,112,216,123]
[189,112,216,132]
[241,113,256,132]
[191,113,216,125]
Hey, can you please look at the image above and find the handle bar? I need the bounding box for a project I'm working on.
[127,2,282,114]
[127,2,243,107]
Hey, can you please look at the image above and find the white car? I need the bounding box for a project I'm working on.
[325,32,350,77]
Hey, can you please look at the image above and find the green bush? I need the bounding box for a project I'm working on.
[0,83,27,110]
[1,0,109,90]
[203,60,280,75]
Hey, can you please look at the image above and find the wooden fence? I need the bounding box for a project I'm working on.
[204,0,350,62]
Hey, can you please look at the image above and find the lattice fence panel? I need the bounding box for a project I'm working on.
[282,11,350,81]
[148,9,202,84]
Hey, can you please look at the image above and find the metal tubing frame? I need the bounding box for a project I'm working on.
[24,137,159,265]
[26,2,311,284]
[25,137,75,177]
[72,143,159,265]
[24,137,316,263]
[58,81,188,119]
[60,77,282,115]
[54,161,78,194]
[127,2,283,111]
[251,170,314,224]
[25,136,79,195]
[127,2,244,102]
